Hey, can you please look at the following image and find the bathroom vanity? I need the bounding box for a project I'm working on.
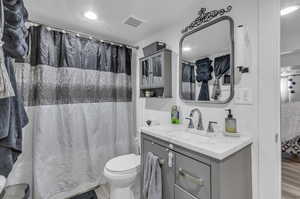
[141,125,252,199]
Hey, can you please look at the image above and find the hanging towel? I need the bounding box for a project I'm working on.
[195,58,213,101]
[211,54,230,100]
[148,154,162,199]
[0,46,15,99]
[2,0,28,59]
[0,0,14,99]
[143,152,153,198]
[143,152,162,199]
[0,0,29,177]
[0,56,29,177]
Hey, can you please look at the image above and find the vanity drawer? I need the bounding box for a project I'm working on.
[175,185,198,199]
[175,153,211,199]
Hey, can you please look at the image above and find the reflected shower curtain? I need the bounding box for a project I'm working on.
[181,62,195,100]
[11,26,134,199]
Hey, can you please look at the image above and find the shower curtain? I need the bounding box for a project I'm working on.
[10,26,134,199]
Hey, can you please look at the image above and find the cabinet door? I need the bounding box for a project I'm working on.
[151,54,163,88]
[141,58,151,89]
[142,139,175,199]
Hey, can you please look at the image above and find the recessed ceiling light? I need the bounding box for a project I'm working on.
[281,6,299,16]
[183,47,191,52]
[84,11,98,20]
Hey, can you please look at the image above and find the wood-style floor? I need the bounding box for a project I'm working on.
[282,159,300,199]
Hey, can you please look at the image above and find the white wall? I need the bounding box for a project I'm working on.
[135,0,260,198]
[281,33,300,66]
[281,51,300,66]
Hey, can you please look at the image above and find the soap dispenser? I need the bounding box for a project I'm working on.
[225,109,237,133]
[171,105,180,124]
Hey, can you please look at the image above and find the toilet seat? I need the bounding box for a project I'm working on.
[105,154,141,175]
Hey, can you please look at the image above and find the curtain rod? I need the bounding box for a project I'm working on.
[26,20,139,50]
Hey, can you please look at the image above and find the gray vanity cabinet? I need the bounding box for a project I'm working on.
[140,49,172,98]
[141,133,252,199]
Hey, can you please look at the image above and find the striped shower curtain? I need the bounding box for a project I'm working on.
[9,26,134,199]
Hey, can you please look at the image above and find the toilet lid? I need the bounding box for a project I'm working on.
[105,154,141,173]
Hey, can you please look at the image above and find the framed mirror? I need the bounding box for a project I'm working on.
[179,16,235,104]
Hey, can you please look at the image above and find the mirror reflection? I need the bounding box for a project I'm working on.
[180,18,234,103]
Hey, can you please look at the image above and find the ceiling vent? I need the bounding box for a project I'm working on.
[123,16,144,28]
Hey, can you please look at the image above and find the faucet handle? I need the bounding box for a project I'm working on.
[207,121,218,133]
[185,117,194,129]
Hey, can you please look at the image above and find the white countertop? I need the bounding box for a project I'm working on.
[141,125,252,160]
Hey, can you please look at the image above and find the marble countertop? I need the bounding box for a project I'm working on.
[141,125,253,160]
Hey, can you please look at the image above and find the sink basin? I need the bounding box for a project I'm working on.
[144,125,186,135]
[170,128,218,144]
[185,128,207,136]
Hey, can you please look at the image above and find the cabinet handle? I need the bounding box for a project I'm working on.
[178,168,205,186]
[168,152,174,168]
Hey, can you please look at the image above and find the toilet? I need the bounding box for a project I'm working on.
[104,154,141,199]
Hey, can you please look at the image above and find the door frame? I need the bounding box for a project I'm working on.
[258,0,281,198]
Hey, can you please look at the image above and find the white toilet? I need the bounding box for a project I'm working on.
[104,154,141,199]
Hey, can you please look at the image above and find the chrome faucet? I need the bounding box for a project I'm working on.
[185,118,194,129]
[188,108,204,131]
